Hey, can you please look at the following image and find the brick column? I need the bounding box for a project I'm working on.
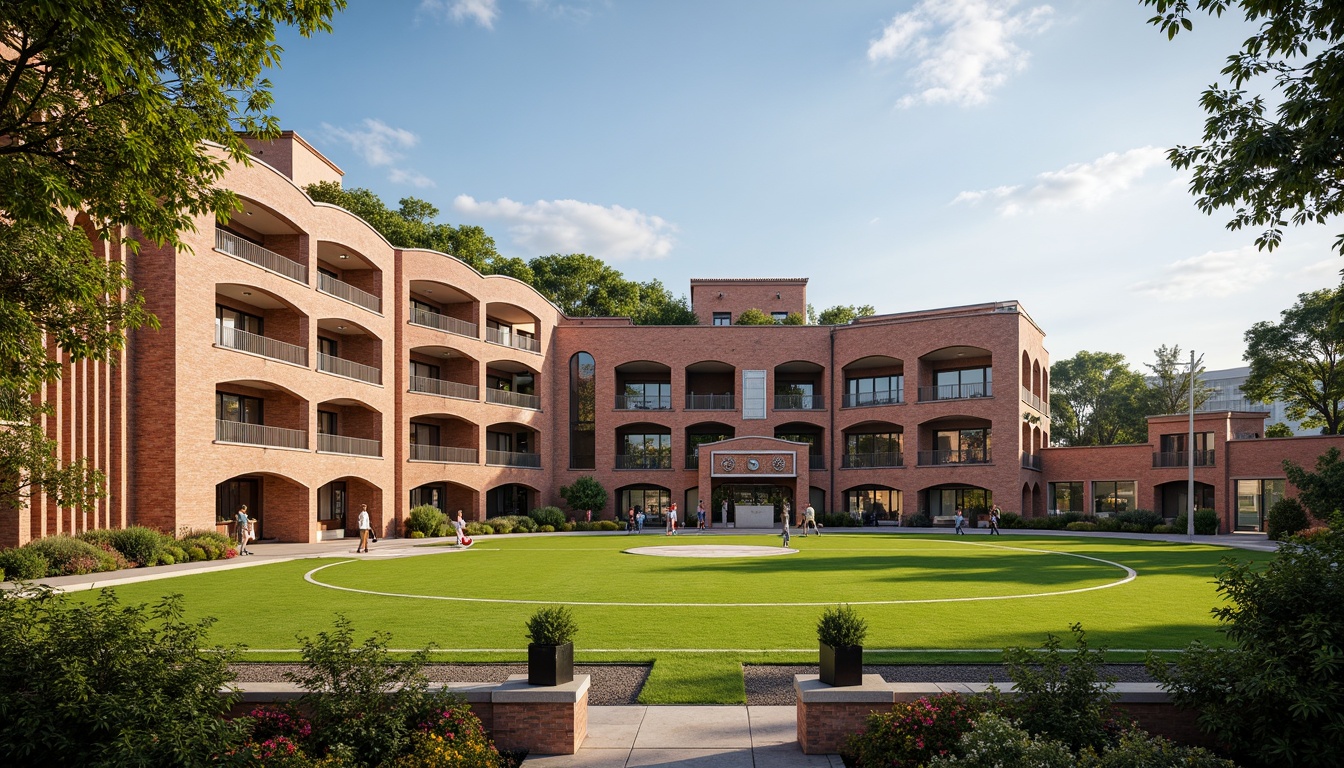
[490,674,589,755]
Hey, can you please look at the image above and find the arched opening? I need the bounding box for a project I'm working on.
[685,422,735,470]
[774,361,826,410]
[618,484,671,528]
[410,481,478,521]
[918,345,993,402]
[484,302,541,353]
[217,196,309,284]
[776,422,825,470]
[215,380,309,449]
[215,283,310,366]
[315,397,383,458]
[1031,482,1043,517]
[485,484,535,517]
[841,420,902,468]
[570,352,596,469]
[215,472,309,543]
[409,280,479,338]
[615,360,672,410]
[317,475,383,540]
[1021,351,1032,388]
[685,360,735,410]
[917,416,991,466]
[844,485,901,525]
[922,483,993,522]
[408,344,479,401]
[1032,359,1042,398]
[1156,481,1215,518]
[616,422,673,470]
[842,355,904,407]
[409,413,478,464]
[485,358,540,410]
[316,317,383,385]
[316,240,383,314]
[485,422,540,468]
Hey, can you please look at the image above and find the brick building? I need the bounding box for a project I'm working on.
[2,133,1339,547]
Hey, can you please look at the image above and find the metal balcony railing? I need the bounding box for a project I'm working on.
[215,419,307,449]
[409,306,477,338]
[1152,450,1214,468]
[214,229,307,284]
[917,449,992,466]
[842,391,903,408]
[1020,386,1045,413]
[616,454,673,470]
[317,272,382,314]
[317,433,382,458]
[774,393,825,410]
[486,389,541,409]
[408,375,477,401]
[317,352,382,385]
[486,450,541,468]
[616,394,671,410]
[1022,453,1042,470]
[409,443,478,464]
[809,454,825,470]
[841,452,903,469]
[685,453,699,470]
[686,393,734,410]
[215,326,308,367]
[918,382,993,402]
[485,326,541,353]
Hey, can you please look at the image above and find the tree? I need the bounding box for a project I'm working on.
[1243,288,1344,434]
[1266,422,1295,437]
[1283,447,1344,521]
[817,304,877,325]
[782,311,807,325]
[1,0,344,510]
[735,308,776,325]
[1142,1,1344,264]
[1145,344,1216,414]
[558,476,607,515]
[1148,519,1344,766]
[1049,351,1150,446]
[630,280,699,325]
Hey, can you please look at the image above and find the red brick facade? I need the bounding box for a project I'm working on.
[0,132,1336,546]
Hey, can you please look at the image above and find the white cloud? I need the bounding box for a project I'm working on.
[388,168,437,189]
[868,0,1053,108]
[321,119,435,187]
[953,147,1168,215]
[419,0,499,28]
[1131,246,1272,301]
[454,195,676,260]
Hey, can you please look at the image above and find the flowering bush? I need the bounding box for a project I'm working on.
[392,705,503,767]
[927,712,1074,768]
[842,693,989,767]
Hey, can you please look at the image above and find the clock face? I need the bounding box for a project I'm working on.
[747,458,760,471]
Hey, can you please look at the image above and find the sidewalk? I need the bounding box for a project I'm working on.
[522,706,840,767]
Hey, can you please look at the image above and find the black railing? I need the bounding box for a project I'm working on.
[843,391,903,408]
[1152,450,1214,468]
[917,382,993,402]
[917,449,992,466]
[616,454,673,470]
[615,394,671,410]
[841,452,903,469]
[774,394,825,410]
[1022,453,1042,470]
[685,453,699,470]
[685,393,733,410]
[809,454,825,470]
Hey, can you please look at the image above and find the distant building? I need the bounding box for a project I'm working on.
[1198,366,1311,435]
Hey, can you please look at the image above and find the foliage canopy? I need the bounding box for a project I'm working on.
[1243,287,1344,434]
[1049,351,1149,446]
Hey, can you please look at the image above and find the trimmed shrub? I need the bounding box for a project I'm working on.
[597,520,619,531]
[842,693,989,768]
[1152,524,1176,534]
[1267,497,1309,541]
[560,522,575,532]
[107,526,172,566]
[820,512,860,528]
[512,516,538,533]
[905,511,932,527]
[1174,509,1220,535]
[1076,729,1239,767]
[539,525,555,533]
[486,518,515,535]
[157,554,175,566]
[529,506,566,528]
[464,522,493,536]
[0,547,49,581]
[1115,509,1163,533]
[409,531,425,539]
[1066,521,1098,532]
[406,505,446,537]
[94,543,132,571]
[77,529,117,548]
[927,712,1074,768]
[23,536,115,577]
[997,512,1025,529]
[186,545,207,562]
[166,544,188,563]
[1095,516,1120,532]
[1003,623,1127,752]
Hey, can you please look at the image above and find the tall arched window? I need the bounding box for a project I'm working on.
[570,352,596,468]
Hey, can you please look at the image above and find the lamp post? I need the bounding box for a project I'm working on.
[1187,349,1196,541]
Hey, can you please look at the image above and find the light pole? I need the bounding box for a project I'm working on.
[1187,349,1196,541]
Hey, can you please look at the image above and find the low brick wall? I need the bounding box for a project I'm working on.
[225,674,589,756]
[794,675,1210,755]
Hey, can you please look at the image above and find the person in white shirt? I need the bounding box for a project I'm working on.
[357,504,371,552]
[235,506,252,555]
[803,504,820,536]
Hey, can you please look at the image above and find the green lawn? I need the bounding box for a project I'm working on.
[82,533,1258,703]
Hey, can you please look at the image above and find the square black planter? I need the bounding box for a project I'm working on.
[819,642,863,687]
[527,642,574,686]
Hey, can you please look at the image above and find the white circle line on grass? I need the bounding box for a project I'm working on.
[302,540,1138,607]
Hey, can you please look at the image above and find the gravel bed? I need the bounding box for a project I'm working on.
[743,664,1156,706]
[230,663,649,706]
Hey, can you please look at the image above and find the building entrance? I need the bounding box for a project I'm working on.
[712,484,793,528]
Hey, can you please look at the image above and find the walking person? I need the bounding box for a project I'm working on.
[636,507,645,533]
[453,509,473,547]
[989,504,1002,535]
[235,505,252,556]
[781,509,791,547]
[666,503,678,535]
[626,507,635,534]
[803,504,820,536]
[720,498,728,526]
[696,500,706,532]
[782,500,791,531]
[954,508,966,536]
[585,509,592,523]
[356,504,371,552]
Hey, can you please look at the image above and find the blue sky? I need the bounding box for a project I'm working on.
[265,1,1340,370]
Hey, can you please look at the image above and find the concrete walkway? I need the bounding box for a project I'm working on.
[522,706,840,767]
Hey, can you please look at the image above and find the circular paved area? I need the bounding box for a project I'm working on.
[623,545,797,558]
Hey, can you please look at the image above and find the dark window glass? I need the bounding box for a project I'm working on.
[713,312,731,326]
[216,393,263,424]
[570,352,596,469]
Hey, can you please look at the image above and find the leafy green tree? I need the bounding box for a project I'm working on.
[1002,624,1120,753]
[1049,351,1150,446]
[1283,447,1344,521]
[1145,344,1215,414]
[735,308,776,325]
[817,304,876,325]
[529,253,641,317]
[0,588,246,766]
[559,476,608,515]
[1265,422,1295,437]
[782,311,807,325]
[1148,517,1344,766]
[1142,1,1344,263]
[1243,288,1344,434]
[630,280,699,325]
[1,0,343,511]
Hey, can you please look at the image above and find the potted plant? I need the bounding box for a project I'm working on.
[526,605,577,686]
[817,603,867,687]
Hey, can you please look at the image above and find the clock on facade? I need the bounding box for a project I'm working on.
[747,458,760,471]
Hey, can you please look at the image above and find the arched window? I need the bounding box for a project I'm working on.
[570,352,596,468]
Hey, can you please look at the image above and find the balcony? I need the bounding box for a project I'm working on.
[616,454,673,470]
[686,393,734,410]
[485,327,541,353]
[486,389,541,410]
[409,375,477,401]
[410,306,477,339]
[318,272,382,314]
[917,449,992,466]
[842,391,903,408]
[215,326,308,367]
[616,394,671,411]
[409,443,478,464]
[841,452,903,469]
[1152,450,1214,468]
[317,433,382,458]
[685,453,699,470]
[918,382,993,402]
[486,450,541,468]
[1020,386,1045,413]
[215,229,307,285]
[774,394,825,411]
[809,454,825,471]
[317,352,382,385]
[1022,453,1042,470]
[215,419,307,450]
